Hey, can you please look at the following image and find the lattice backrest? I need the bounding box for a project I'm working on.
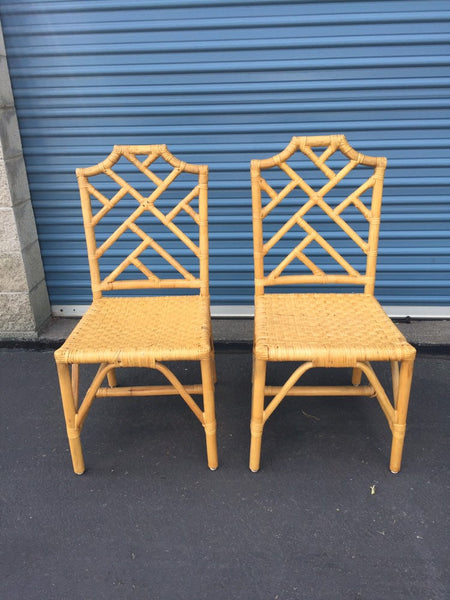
[76,145,209,299]
[251,135,387,295]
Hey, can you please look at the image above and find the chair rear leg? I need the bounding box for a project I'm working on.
[107,369,117,387]
[352,367,362,386]
[210,334,217,384]
[390,359,414,473]
[249,357,267,472]
[201,357,218,470]
[56,362,85,475]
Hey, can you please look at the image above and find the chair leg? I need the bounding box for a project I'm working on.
[249,357,267,472]
[56,362,85,475]
[201,357,218,470]
[352,367,362,386]
[107,368,117,387]
[210,334,217,384]
[390,359,414,474]
[390,360,399,408]
[71,363,79,408]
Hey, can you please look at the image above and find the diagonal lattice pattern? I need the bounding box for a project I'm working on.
[77,145,207,293]
[249,136,415,476]
[254,136,384,286]
[55,146,217,475]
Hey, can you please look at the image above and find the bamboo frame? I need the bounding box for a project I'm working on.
[55,145,217,474]
[252,134,386,291]
[77,145,205,297]
[250,135,416,473]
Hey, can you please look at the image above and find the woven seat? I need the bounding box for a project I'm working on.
[255,294,415,365]
[55,296,211,366]
[54,145,217,474]
[250,135,416,473]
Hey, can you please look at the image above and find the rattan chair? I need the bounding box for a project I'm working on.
[54,145,217,474]
[250,135,415,473]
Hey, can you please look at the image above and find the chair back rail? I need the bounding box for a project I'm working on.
[76,145,209,299]
[251,134,387,296]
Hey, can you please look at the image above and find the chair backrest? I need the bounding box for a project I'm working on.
[76,145,209,299]
[251,135,387,296]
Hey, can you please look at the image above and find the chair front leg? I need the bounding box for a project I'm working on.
[249,357,267,472]
[56,362,85,475]
[390,359,414,474]
[71,363,79,408]
[390,360,399,408]
[201,357,218,470]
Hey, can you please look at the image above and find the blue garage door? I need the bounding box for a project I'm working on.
[1,0,449,316]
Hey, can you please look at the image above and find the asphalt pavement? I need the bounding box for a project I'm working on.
[1,338,449,599]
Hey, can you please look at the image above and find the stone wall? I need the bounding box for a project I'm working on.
[0,25,51,340]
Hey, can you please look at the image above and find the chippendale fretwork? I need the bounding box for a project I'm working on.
[252,135,387,291]
[249,136,416,476]
[77,145,208,296]
[55,146,217,475]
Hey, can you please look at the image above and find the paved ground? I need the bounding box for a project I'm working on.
[1,346,449,599]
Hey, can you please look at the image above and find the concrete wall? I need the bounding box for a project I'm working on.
[0,24,51,340]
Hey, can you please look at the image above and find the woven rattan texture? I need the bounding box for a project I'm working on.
[249,137,415,473]
[55,296,211,366]
[254,293,416,366]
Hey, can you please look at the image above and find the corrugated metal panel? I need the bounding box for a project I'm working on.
[0,0,449,311]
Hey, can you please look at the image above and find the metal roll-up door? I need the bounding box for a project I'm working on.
[1,0,449,316]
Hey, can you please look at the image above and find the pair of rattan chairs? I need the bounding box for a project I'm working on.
[54,135,415,475]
